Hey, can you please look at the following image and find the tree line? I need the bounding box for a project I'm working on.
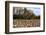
[13,8,40,19]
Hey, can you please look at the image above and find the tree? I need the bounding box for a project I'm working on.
[13,8,40,19]
[24,8,27,13]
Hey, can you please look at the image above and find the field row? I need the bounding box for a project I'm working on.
[13,19,40,28]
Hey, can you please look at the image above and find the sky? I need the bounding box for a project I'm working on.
[26,7,40,16]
